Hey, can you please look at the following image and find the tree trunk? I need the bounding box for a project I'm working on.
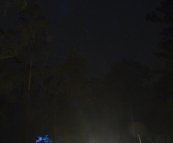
[26,54,33,143]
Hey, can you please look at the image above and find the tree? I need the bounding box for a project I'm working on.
[51,51,92,143]
[0,0,55,142]
[104,59,152,142]
[146,0,173,139]
[17,1,54,142]
[0,0,28,59]
[41,50,106,143]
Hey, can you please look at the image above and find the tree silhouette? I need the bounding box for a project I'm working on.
[104,59,152,142]
[147,0,173,139]
[0,0,55,142]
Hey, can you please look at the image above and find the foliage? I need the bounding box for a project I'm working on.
[0,0,56,142]
[0,0,27,16]
[146,0,173,138]
[146,0,173,71]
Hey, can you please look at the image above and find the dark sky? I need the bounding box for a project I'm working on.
[1,0,165,76]
[40,0,165,76]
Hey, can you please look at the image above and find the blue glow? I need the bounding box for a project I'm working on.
[36,135,52,143]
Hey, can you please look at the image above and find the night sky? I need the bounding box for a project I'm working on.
[40,0,164,76]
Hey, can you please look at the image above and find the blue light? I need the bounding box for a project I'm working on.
[36,135,52,143]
